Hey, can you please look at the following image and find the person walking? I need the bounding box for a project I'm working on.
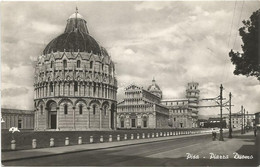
[254,126,257,137]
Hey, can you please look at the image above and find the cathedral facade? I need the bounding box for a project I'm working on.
[117,79,169,129]
[34,10,117,131]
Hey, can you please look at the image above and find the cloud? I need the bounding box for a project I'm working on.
[1,87,29,97]
[134,1,172,11]
[1,1,260,115]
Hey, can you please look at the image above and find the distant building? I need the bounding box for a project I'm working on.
[161,82,200,128]
[1,108,34,130]
[117,83,169,129]
[221,112,255,129]
[204,117,227,128]
[254,112,260,126]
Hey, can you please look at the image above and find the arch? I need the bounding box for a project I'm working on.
[58,98,73,106]
[36,99,45,107]
[46,100,58,109]
[101,101,109,108]
[89,99,101,107]
[74,98,87,107]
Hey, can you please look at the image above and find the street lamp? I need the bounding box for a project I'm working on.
[244,108,246,134]
[219,84,224,141]
[247,111,249,132]
[228,92,232,138]
[241,105,244,134]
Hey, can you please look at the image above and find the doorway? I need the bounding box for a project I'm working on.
[111,104,115,129]
[51,114,57,129]
[47,101,57,129]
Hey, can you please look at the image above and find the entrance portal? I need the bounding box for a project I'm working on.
[51,114,57,129]
[47,101,57,129]
[111,104,115,129]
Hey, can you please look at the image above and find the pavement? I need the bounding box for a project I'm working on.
[2,132,210,162]
[2,130,257,166]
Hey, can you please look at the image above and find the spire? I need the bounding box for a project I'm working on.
[152,77,155,83]
[76,6,78,18]
[75,6,78,29]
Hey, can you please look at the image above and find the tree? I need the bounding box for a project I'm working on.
[229,9,260,81]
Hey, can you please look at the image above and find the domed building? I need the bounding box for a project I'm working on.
[147,78,162,99]
[117,79,169,129]
[34,9,117,131]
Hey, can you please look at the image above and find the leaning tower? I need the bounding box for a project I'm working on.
[186,82,200,128]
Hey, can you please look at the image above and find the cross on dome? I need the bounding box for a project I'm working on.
[69,7,84,19]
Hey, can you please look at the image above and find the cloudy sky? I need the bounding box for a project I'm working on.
[1,1,260,116]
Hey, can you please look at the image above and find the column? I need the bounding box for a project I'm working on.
[45,84,47,97]
[58,83,60,96]
[61,82,64,96]
[90,83,93,97]
[46,83,49,97]
[86,83,89,96]
[105,86,107,99]
[109,109,111,129]
[82,83,85,97]
[36,88,38,99]
[108,86,110,99]
[98,84,101,97]
[100,108,102,129]
[72,82,75,96]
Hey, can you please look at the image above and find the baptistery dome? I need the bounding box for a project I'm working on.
[43,10,100,55]
[34,9,117,131]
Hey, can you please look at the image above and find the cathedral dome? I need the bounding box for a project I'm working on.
[147,78,162,99]
[43,10,101,55]
[148,78,161,91]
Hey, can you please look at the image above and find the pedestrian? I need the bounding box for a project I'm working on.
[212,129,217,141]
[254,126,257,137]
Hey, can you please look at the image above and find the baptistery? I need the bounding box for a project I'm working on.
[34,9,117,131]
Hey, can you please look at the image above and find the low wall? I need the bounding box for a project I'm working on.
[1,128,208,151]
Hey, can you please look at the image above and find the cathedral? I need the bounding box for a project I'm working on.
[117,80,200,129]
[33,9,117,131]
[117,79,169,129]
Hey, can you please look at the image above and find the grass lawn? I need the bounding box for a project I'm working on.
[1,128,204,151]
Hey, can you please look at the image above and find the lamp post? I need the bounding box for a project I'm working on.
[244,108,246,133]
[228,92,232,138]
[219,84,224,141]
[241,105,244,134]
[247,111,249,132]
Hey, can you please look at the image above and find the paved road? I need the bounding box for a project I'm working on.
[3,132,257,166]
